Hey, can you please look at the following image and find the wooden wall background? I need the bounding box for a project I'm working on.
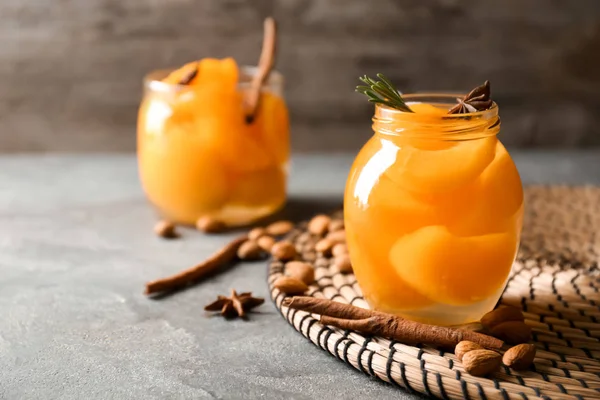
[2,0,600,153]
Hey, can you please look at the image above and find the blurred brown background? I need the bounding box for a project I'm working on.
[2,0,599,153]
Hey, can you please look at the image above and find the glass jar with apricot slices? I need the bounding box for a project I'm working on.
[137,58,289,226]
[345,76,523,326]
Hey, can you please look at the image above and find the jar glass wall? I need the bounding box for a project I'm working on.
[137,66,289,226]
[344,95,523,326]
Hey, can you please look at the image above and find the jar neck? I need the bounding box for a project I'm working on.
[372,95,500,141]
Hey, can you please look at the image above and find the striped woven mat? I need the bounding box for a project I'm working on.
[268,186,600,400]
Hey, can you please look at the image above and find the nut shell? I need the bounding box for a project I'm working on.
[308,215,331,236]
[315,239,334,256]
[455,341,483,362]
[271,240,297,261]
[196,216,226,233]
[332,243,348,257]
[328,219,344,232]
[248,227,267,240]
[490,321,531,345]
[154,220,178,239]
[237,240,264,260]
[326,229,346,245]
[257,235,276,252]
[462,349,502,376]
[274,276,308,295]
[503,344,536,370]
[266,220,294,236]
[333,255,353,273]
[285,261,315,285]
[481,306,525,330]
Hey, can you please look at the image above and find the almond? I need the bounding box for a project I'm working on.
[257,235,276,252]
[270,240,297,261]
[237,240,265,261]
[248,227,267,240]
[462,349,502,376]
[332,243,348,257]
[274,276,308,295]
[303,251,317,263]
[328,219,345,232]
[503,344,536,370]
[196,216,226,233]
[490,321,531,345]
[315,238,334,256]
[333,254,353,273]
[266,220,294,236]
[308,214,331,236]
[154,220,179,239]
[285,261,315,285]
[326,229,346,245]
[455,341,483,362]
[481,306,525,330]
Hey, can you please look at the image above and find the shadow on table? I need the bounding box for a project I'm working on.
[147,195,342,300]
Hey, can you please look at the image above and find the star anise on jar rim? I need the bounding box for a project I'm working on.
[448,80,493,114]
[204,289,265,319]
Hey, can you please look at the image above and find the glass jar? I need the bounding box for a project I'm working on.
[344,95,523,326]
[137,66,289,226]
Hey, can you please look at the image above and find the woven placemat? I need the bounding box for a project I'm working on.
[268,185,600,400]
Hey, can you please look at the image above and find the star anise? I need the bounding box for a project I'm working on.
[204,290,265,319]
[448,81,493,114]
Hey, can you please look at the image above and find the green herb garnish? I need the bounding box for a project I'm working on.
[356,74,413,113]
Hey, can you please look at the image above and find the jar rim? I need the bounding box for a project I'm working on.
[373,93,500,140]
[376,93,499,120]
[143,65,284,93]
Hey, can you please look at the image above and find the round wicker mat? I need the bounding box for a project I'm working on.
[268,186,600,400]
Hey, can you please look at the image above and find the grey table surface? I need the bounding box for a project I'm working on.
[1,151,600,400]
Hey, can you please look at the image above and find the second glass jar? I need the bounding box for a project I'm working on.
[344,96,523,326]
[137,62,289,226]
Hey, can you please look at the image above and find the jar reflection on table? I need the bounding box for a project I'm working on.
[344,97,523,326]
[137,64,289,226]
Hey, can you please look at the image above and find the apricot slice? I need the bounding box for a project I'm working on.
[251,91,290,165]
[138,134,232,224]
[346,136,475,236]
[163,58,239,90]
[389,226,517,305]
[346,225,434,310]
[385,136,497,195]
[366,174,448,235]
[194,57,239,91]
[384,103,456,151]
[228,165,286,207]
[187,90,273,172]
[448,142,524,236]
[162,61,199,85]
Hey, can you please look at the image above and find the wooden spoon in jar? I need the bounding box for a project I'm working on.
[245,17,277,123]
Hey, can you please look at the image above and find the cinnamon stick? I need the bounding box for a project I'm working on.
[283,296,373,320]
[145,235,248,295]
[283,297,503,350]
[245,17,277,123]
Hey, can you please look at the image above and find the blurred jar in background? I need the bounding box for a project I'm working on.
[137,58,289,226]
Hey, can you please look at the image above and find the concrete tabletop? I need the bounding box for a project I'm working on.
[1,151,600,400]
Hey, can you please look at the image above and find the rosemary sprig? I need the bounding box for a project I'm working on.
[356,74,413,113]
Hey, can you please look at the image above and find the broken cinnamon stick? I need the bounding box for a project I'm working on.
[283,296,503,350]
[144,235,248,295]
